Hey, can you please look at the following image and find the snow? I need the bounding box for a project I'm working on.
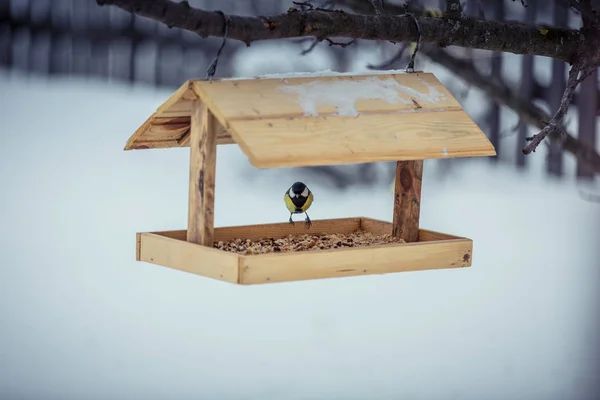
[1,70,600,400]
[258,68,410,79]
[224,68,413,81]
[276,77,446,117]
[223,68,411,81]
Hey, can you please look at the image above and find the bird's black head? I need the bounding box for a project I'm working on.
[291,181,307,194]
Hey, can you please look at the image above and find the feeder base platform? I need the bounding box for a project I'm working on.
[135,217,473,285]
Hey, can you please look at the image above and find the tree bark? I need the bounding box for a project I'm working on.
[97,0,584,63]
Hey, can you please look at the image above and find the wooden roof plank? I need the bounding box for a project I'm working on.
[123,72,497,164]
[193,72,460,122]
[124,113,234,150]
[227,110,496,168]
[155,80,198,118]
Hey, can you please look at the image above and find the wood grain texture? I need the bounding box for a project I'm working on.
[392,160,423,242]
[152,217,467,243]
[155,218,362,242]
[124,114,233,150]
[136,217,474,285]
[193,72,461,124]
[155,80,198,118]
[359,218,467,241]
[138,233,239,283]
[136,232,142,261]
[187,101,217,246]
[238,236,472,284]
[228,110,496,168]
[123,73,496,167]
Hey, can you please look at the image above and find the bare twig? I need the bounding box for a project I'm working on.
[511,0,528,7]
[416,45,600,173]
[523,64,595,154]
[292,1,344,12]
[568,0,595,23]
[292,1,315,10]
[297,36,355,55]
[366,44,410,69]
[324,38,356,47]
[370,0,384,15]
[299,38,319,54]
[445,0,463,17]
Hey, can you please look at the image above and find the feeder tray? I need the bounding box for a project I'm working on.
[125,71,496,285]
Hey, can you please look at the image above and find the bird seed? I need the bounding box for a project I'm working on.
[214,230,406,255]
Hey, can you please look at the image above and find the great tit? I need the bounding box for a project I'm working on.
[284,181,313,228]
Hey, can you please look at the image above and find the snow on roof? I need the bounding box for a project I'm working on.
[124,71,496,168]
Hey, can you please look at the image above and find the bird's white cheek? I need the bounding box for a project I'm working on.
[301,187,309,197]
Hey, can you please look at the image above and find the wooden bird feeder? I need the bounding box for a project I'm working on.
[126,71,496,285]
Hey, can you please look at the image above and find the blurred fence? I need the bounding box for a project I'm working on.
[1,0,597,184]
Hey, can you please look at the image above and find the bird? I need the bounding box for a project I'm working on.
[284,181,313,228]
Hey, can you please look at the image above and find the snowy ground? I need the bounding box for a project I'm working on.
[1,69,599,400]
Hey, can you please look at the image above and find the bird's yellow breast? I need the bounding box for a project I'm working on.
[301,192,313,212]
[284,192,313,213]
[284,193,296,213]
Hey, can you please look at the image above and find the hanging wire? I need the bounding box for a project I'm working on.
[404,12,422,72]
[205,11,231,81]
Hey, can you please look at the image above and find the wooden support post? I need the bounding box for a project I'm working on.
[187,101,217,246]
[392,160,423,242]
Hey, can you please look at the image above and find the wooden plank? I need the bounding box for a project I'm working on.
[136,232,142,261]
[124,114,234,150]
[151,218,465,243]
[138,233,239,283]
[124,116,189,150]
[359,217,467,241]
[213,218,360,242]
[177,123,234,146]
[418,229,462,242]
[392,160,423,242]
[360,217,390,235]
[228,110,496,168]
[238,237,473,284]
[192,73,462,124]
[155,80,198,118]
[154,218,362,242]
[137,219,473,284]
[122,79,231,150]
[187,101,217,246]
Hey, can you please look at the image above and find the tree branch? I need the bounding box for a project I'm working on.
[418,46,600,173]
[370,0,384,15]
[96,0,583,62]
[523,63,596,154]
[569,0,596,25]
[445,0,463,18]
[335,0,600,169]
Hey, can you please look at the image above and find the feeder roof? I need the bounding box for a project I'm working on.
[124,71,496,168]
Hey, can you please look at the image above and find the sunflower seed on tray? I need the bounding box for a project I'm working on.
[214,230,406,255]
